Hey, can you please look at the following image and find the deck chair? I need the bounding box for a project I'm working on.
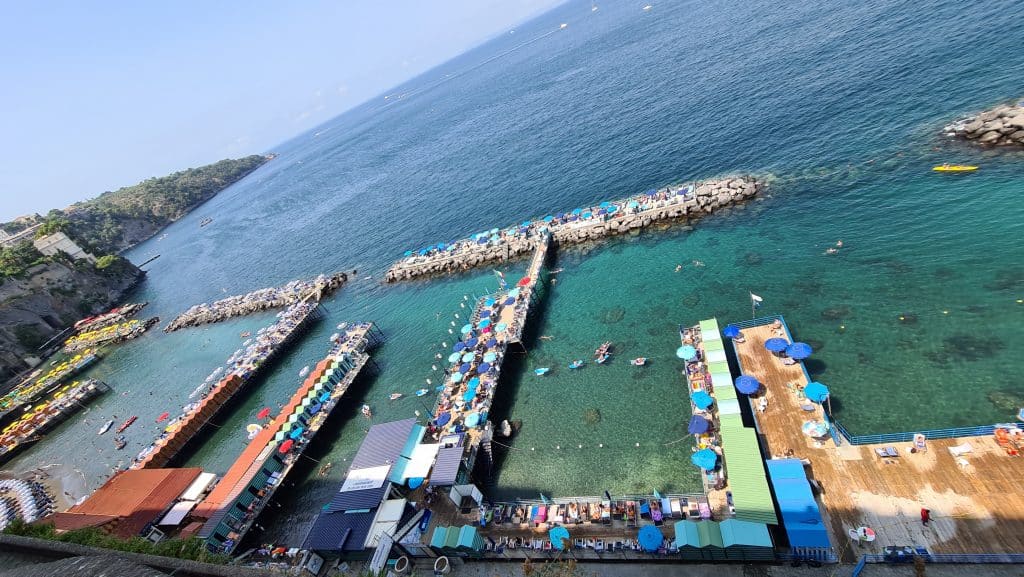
[948,443,973,457]
[885,446,899,457]
[874,448,889,458]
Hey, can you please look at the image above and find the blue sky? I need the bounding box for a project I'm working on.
[0,1,563,221]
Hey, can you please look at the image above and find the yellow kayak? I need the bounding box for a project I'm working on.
[933,165,978,172]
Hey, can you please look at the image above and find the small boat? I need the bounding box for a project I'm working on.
[415,388,429,397]
[156,412,170,423]
[932,165,978,172]
[362,404,372,418]
[559,23,568,29]
[200,217,213,227]
[630,357,647,366]
[116,416,137,434]
[298,366,310,377]
[98,419,114,435]
[240,331,251,338]
[568,360,584,369]
[114,436,127,450]
[389,393,403,401]
[318,462,333,477]
[643,4,653,11]
[594,341,612,359]
[596,353,610,364]
[551,268,564,274]
[534,368,551,376]
[500,419,513,437]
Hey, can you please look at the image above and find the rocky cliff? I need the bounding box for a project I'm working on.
[0,257,143,382]
[945,100,1024,147]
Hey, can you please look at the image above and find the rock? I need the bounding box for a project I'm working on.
[1009,130,1024,142]
[978,109,1001,122]
[978,130,1002,143]
[963,119,984,133]
[1006,114,1024,129]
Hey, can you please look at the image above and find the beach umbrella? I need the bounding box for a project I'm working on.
[483,352,497,363]
[692,391,714,410]
[460,324,473,334]
[582,211,592,219]
[608,205,618,213]
[646,189,657,196]
[461,352,475,363]
[786,342,813,360]
[628,200,639,209]
[599,201,611,209]
[468,377,480,388]
[408,477,425,490]
[517,276,532,287]
[485,298,496,307]
[458,362,471,373]
[476,237,488,244]
[289,427,304,440]
[479,310,491,318]
[598,209,607,216]
[691,448,718,470]
[403,250,413,257]
[453,342,466,352]
[503,297,516,306]
[522,221,532,227]
[722,324,741,339]
[764,338,789,353]
[508,288,521,298]
[486,338,498,347]
[319,391,331,403]
[462,390,476,402]
[477,362,492,373]
[451,372,464,383]
[435,411,452,426]
[804,381,830,403]
[278,439,294,453]
[256,407,271,420]
[687,415,710,434]
[572,208,582,215]
[734,375,760,395]
[549,526,571,550]
[465,412,481,428]
[543,215,554,223]
[567,215,578,221]
[448,352,462,363]
[495,322,508,332]
[638,525,663,552]
[309,402,322,415]
[466,337,479,348]
[676,345,697,361]
[478,318,492,329]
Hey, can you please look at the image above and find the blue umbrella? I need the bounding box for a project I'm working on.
[483,352,497,363]
[486,338,498,348]
[462,390,476,402]
[408,477,424,490]
[453,342,466,352]
[479,310,491,318]
[508,288,521,298]
[479,318,492,329]
[435,411,451,426]
[687,415,710,434]
[309,402,322,415]
[495,322,508,332]
[448,352,461,363]
[804,382,830,403]
[572,208,582,215]
[289,427,304,440]
[582,211,592,219]
[549,526,571,550]
[503,297,516,306]
[598,208,607,216]
[521,221,532,227]
[608,205,618,213]
[638,525,663,552]
[465,412,481,428]
[691,448,718,470]
[459,363,472,374]
[543,215,554,222]
[764,338,789,352]
[692,391,714,410]
[484,298,495,307]
[555,213,565,219]
[722,324,741,339]
[676,345,697,361]
[519,227,530,233]
[460,324,473,334]
[468,377,480,388]
[734,375,760,395]
[466,337,479,348]
[477,237,488,244]
[786,342,813,360]
[646,189,657,196]
[490,228,499,235]
[318,391,331,403]
[477,362,491,373]
[403,250,413,257]
[451,372,463,383]
[628,200,639,209]
[567,215,578,221]
[461,352,475,363]
[599,201,611,208]
[418,248,428,256]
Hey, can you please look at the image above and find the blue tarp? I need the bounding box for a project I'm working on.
[765,459,831,549]
[722,324,741,338]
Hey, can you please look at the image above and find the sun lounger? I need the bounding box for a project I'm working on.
[601,501,612,524]
[669,498,682,518]
[698,500,712,520]
[948,443,973,457]
[661,497,673,518]
[874,447,900,458]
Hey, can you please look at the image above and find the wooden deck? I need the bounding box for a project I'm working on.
[735,324,1024,562]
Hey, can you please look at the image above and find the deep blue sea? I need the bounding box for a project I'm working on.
[7,0,1022,544]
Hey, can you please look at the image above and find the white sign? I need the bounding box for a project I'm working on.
[339,465,391,492]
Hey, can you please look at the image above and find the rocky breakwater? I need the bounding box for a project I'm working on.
[384,176,762,282]
[945,100,1024,147]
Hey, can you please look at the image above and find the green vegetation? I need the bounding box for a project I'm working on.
[0,241,47,278]
[61,155,268,253]
[94,255,117,270]
[3,519,229,564]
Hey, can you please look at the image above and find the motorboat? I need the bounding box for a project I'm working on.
[534,367,551,376]
[156,412,169,423]
[298,366,310,377]
[594,342,612,359]
[415,388,429,397]
[97,419,114,435]
[114,436,127,450]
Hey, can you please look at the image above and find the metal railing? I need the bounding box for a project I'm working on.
[859,553,1024,564]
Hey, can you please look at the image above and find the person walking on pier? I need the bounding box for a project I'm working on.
[920,508,931,526]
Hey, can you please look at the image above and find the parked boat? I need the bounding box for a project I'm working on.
[568,360,584,369]
[114,436,127,450]
[115,416,137,434]
[415,388,429,397]
[534,368,550,376]
[155,411,169,423]
[97,419,114,435]
[361,404,372,418]
[299,366,310,377]
[594,341,612,359]
[1017,408,1024,422]
[630,357,647,366]
[200,217,213,227]
[389,393,403,401]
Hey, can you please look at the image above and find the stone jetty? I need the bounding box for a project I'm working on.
[945,100,1024,147]
[385,176,762,282]
[163,272,348,332]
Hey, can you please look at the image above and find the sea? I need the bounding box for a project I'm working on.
[6,0,1022,546]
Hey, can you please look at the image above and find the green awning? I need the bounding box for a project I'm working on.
[719,414,778,524]
[430,527,448,549]
[704,339,725,352]
[720,519,772,547]
[708,360,730,375]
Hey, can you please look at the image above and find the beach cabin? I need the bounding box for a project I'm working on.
[674,519,773,561]
[765,458,835,562]
[674,520,725,560]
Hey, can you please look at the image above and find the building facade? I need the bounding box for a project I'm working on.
[33,232,96,263]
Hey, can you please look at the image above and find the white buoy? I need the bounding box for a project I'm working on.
[599,443,604,448]
[556,445,560,450]
[636,442,640,447]
[460,303,466,308]
[578,444,583,449]
[442,342,448,348]
[426,379,432,385]
[449,329,454,334]
[455,313,460,319]
[432,365,438,371]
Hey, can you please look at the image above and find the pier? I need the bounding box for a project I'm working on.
[130,302,323,469]
[730,315,1024,561]
[194,322,380,554]
[0,380,110,466]
[0,351,101,428]
[385,177,761,282]
[163,272,347,332]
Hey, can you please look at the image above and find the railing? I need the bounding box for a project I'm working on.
[729,314,1003,446]
[859,553,1024,564]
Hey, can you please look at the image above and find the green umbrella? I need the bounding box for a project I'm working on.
[293,406,305,415]
[274,431,286,441]
[280,423,292,433]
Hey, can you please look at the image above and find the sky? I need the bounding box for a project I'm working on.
[0,0,564,221]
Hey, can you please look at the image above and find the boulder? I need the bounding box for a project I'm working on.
[1007,114,1024,129]
[978,131,1002,143]
[1009,130,1024,142]
[717,192,732,205]
[978,109,1001,122]
[963,119,984,133]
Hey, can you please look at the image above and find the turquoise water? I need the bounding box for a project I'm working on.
[5,0,1023,545]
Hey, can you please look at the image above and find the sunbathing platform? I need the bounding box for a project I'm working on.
[731,316,1024,562]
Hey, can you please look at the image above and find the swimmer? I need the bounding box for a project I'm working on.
[825,248,838,255]
[692,260,705,267]
[675,264,682,272]
[836,240,843,247]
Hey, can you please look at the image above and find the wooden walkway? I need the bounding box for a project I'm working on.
[735,324,1024,562]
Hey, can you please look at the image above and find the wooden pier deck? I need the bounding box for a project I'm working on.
[735,324,1024,561]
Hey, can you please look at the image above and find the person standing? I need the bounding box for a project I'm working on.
[921,508,931,526]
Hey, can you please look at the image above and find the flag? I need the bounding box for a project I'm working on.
[750,293,763,309]
[540,493,549,505]
[604,490,612,501]
[653,489,663,500]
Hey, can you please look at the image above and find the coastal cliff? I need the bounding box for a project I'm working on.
[945,100,1024,147]
[0,257,144,383]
